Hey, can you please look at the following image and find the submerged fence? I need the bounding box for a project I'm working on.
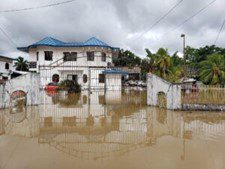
[182,85,225,105]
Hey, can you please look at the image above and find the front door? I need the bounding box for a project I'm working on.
[67,74,78,83]
[72,75,78,82]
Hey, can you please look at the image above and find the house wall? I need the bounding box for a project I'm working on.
[0,84,5,109]
[28,46,115,89]
[0,60,13,79]
[28,46,112,69]
[106,74,122,90]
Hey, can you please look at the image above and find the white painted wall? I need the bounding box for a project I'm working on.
[147,73,181,110]
[106,74,122,90]
[27,46,119,89]
[0,60,13,79]
[28,46,112,68]
[3,73,40,108]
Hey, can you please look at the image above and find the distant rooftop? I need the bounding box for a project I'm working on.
[0,55,14,61]
[17,37,119,52]
[102,69,128,75]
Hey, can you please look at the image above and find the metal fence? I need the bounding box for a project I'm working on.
[182,85,225,105]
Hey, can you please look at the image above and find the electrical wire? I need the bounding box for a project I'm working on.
[162,0,217,36]
[214,18,225,45]
[0,0,77,13]
[0,25,18,47]
[144,0,217,47]
[134,0,185,41]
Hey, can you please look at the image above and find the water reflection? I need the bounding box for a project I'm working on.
[0,90,225,163]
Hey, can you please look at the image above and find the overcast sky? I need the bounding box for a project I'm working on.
[0,0,224,58]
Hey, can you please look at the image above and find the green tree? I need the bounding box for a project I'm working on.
[155,48,172,79]
[140,58,150,81]
[185,45,225,78]
[14,57,29,71]
[199,54,225,85]
[113,49,141,68]
[145,48,158,73]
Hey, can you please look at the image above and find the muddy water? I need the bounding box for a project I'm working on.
[0,90,225,169]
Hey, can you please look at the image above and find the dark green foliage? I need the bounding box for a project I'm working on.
[186,45,225,84]
[199,54,225,85]
[113,49,141,68]
[14,57,29,71]
[114,45,225,85]
[59,80,81,93]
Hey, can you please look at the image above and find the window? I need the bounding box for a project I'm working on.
[29,62,37,68]
[36,52,39,61]
[52,74,60,83]
[87,51,95,61]
[67,74,78,82]
[5,63,9,70]
[99,74,105,83]
[83,95,87,104]
[63,116,76,126]
[99,95,105,104]
[70,52,77,61]
[3,76,8,80]
[83,74,88,83]
[63,52,70,61]
[101,52,106,62]
[63,52,77,61]
[44,51,53,61]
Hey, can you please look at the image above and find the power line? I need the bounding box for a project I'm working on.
[134,0,185,41]
[0,0,77,13]
[163,0,217,36]
[0,25,18,47]
[145,0,217,47]
[214,18,225,45]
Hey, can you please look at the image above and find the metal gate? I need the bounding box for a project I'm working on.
[38,53,110,91]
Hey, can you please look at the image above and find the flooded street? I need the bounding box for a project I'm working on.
[0,89,225,169]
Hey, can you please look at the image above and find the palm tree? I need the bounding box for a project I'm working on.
[14,57,29,71]
[145,48,157,73]
[199,54,225,85]
[155,48,172,79]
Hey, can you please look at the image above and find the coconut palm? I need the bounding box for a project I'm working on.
[145,48,158,73]
[155,48,172,79]
[199,54,225,85]
[14,57,29,71]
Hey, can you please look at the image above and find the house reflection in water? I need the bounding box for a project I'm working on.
[36,90,225,160]
[1,90,225,161]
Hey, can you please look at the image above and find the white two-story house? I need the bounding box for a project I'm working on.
[18,37,126,90]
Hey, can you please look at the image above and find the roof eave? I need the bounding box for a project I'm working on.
[17,47,29,53]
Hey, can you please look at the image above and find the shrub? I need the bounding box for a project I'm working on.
[58,80,81,93]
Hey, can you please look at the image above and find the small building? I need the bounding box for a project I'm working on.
[0,55,14,80]
[119,66,141,81]
[102,69,128,90]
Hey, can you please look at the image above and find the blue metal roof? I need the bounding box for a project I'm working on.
[17,37,119,52]
[32,37,65,46]
[84,37,110,47]
[102,69,128,75]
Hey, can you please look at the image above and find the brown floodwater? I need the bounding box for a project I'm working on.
[0,89,225,169]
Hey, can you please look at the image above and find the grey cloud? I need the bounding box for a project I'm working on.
[0,0,225,58]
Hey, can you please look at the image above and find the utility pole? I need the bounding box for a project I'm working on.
[181,34,186,78]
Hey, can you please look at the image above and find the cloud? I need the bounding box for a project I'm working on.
[0,0,224,58]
